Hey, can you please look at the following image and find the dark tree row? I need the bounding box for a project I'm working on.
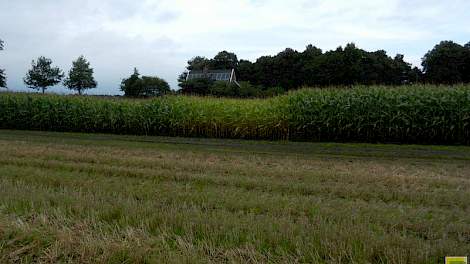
[237,43,421,89]
[179,41,470,96]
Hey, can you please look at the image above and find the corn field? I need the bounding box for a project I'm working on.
[1,85,469,144]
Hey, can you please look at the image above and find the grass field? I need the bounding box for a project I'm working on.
[0,130,469,263]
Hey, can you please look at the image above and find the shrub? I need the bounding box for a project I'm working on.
[209,81,239,97]
[179,78,214,95]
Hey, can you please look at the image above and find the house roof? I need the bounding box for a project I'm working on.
[189,69,232,74]
[187,69,234,81]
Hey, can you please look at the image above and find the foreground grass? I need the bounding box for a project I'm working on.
[0,130,469,263]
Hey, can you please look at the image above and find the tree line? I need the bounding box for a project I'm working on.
[0,39,170,97]
[1,38,470,97]
[179,40,470,96]
[20,56,170,96]
[20,55,97,95]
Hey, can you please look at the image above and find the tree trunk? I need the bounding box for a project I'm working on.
[78,89,82,96]
[42,87,45,94]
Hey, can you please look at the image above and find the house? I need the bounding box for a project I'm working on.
[186,69,240,87]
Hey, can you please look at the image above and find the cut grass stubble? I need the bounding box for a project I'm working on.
[0,130,469,263]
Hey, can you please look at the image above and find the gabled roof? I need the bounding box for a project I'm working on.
[189,69,233,74]
[186,69,234,82]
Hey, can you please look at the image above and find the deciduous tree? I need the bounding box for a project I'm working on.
[121,68,170,97]
[64,55,97,95]
[121,68,142,97]
[211,51,238,70]
[24,56,64,93]
[422,41,467,84]
[186,56,210,71]
[140,76,170,97]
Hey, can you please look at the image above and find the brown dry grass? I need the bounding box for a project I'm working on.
[0,130,469,263]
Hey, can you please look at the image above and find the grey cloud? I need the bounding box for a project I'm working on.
[0,0,184,94]
[1,0,469,94]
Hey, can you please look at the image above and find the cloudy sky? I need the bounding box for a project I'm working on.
[1,0,469,94]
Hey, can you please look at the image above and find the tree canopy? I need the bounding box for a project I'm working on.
[422,41,470,84]
[186,56,211,71]
[23,56,64,93]
[185,51,239,72]
[140,76,171,97]
[179,43,421,96]
[121,68,170,97]
[211,51,238,70]
[239,43,418,89]
[64,55,97,95]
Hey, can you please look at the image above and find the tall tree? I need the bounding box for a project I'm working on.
[422,41,467,84]
[121,68,142,97]
[177,72,189,89]
[140,76,171,97]
[64,55,97,95]
[237,60,256,84]
[301,45,323,86]
[464,42,470,83]
[121,68,170,97]
[24,56,64,93]
[0,39,6,88]
[272,48,303,89]
[186,56,211,71]
[210,51,238,69]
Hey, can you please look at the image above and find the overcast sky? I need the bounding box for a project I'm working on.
[1,0,469,94]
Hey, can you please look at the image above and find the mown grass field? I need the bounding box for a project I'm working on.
[0,130,469,263]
